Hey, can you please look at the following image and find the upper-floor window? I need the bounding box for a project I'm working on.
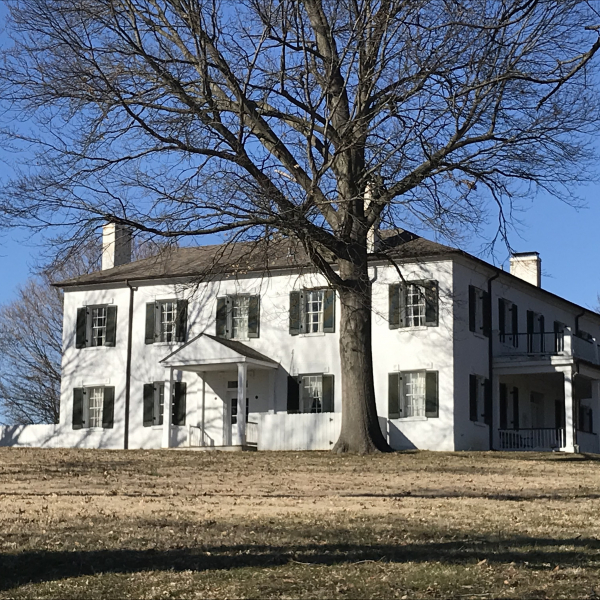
[289,289,336,335]
[469,374,491,424]
[287,373,334,413]
[143,381,187,426]
[468,285,491,337]
[216,295,260,340]
[72,386,114,429]
[498,298,518,347]
[389,281,438,329]
[76,305,117,349]
[145,299,188,344]
[388,371,438,419]
[526,310,545,353]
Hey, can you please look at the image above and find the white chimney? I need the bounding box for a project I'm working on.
[510,252,541,287]
[102,223,132,270]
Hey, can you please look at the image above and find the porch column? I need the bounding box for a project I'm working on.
[161,367,174,449]
[201,372,206,447]
[592,380,600,453]
[562,367,576,453]
[491,374,501,450]
[237,362,247,445]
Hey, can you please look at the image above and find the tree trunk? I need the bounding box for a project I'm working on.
[332,257,393,454]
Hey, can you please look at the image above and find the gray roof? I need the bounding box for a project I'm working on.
[203,334,278,364]
[56,231,456,288]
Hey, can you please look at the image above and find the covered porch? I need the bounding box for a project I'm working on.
[159,333,278,450]
[492,358,600,453]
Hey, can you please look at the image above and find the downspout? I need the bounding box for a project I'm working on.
[487,272,500,450]
[124,280,136,449]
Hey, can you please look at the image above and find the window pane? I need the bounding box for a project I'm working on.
[305,290,324,333]
[302,375,323,413]
[160,302,177,342]
[406,284,425,327]
[91,307,107,347]
[402,372,426,417]
[88,387,104,428]
[158,385,165,424]
[232,296,250,339]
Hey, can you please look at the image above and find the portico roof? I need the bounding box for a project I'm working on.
[160,333,278,371]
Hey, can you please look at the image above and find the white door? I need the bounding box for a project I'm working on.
[223,393,233,446]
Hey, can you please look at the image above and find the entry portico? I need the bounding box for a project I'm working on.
[160,333,278,449]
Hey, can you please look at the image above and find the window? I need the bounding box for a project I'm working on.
[468,285,491,337]
[287,374,334,413]
[388,371,438,419]
[469,374,491,424]
[216,295,260,339]
[389,281,438,329]
[289,289,335,335]
[145,299,188,344]
[143,381,187,426]
[230,396,250,425]
[498,298,518,346]
[76,305,117,348]
[72,386,115,429]
[527,310,545,353]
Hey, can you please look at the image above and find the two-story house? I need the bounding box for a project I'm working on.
[2,223,600,453]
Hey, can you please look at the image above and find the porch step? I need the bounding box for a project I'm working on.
[170,444,258,452]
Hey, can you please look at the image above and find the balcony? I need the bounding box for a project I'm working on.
[492,328,600,366]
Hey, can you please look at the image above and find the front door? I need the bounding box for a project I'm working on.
[225,391,249,445]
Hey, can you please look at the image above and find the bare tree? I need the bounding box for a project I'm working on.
[1,0,600,451]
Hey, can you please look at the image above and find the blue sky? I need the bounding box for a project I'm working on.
[0,184,599,311]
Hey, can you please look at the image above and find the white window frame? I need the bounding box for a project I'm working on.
[85,386,104,429]
[404,284,426,328]
[157,300,178,343]
[89,306,108,347]
[300,374,324,413]
[231,296,251,340]
[400,371,427,419]
[304,290,325,334]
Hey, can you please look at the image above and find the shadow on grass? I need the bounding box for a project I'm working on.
[2,535,599,591]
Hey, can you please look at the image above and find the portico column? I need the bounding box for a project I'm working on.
[161,367,174,449]
[592,380,600,453]
[491,374,501,450]
[237,362,247,446]
[562,368,576,453]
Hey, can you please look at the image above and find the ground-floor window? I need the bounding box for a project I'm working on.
[143,382,187,426]
[72,386,115,429]
[469,374,491,424]
[388,371,438,419]
[287,374,334,413]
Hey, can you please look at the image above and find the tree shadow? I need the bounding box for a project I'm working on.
[2,534,599,591]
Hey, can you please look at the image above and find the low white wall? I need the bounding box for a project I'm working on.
[0,425,59,447]
[577,431,599,454]
[258,413,341,451]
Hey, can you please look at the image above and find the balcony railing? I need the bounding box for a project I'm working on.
[246,421,258,446]
[499,428,565,450]
[493,328,600,365]
[188,425,214,447]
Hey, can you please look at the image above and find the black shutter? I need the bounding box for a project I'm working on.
[172,382,187,425]
[321,375,334,412]
[72,388,84,429]
[389,285,401,329]
[247,296,260,338]
[482,291,491,337]
[216,297,228,338]
[512,304,519,347]
[539,315,545,352]
[469,374,478,422]
[484,378,492,425]
[425,371,439,418]
[388,373,400,418]
[145,303,156,344]
[102,387,115,429]
[105,306,117,347]
[287,375,300,412]
[512,387,520,429]
[76,308,87,349]
[499,383,508,429]
[498,298,506,341]
[289,291,302,336]
[143,383,154,427]
[468,286,477,332]
[175,300,188,342]
[424,281,439,327]
[323,289,336,333]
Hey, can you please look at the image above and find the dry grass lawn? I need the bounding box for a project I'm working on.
[1,448,600,598]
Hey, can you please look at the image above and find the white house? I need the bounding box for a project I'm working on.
[2,223,600,453]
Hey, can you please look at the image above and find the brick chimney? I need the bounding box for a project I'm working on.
[510,252,541,287]
[102,223,132,270]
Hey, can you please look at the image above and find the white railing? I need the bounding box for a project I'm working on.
[246,421,258,446]
[498,428,565,451]
[188,425,214,448]
[257,413,341,451]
